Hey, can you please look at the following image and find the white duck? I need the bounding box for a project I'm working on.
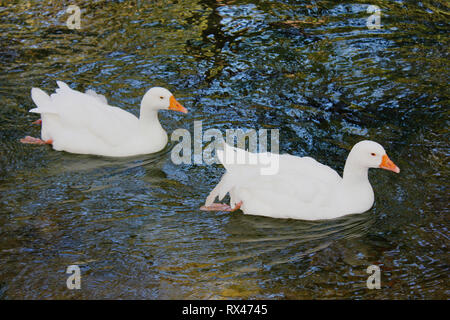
[201,141,400,220]
[20,81,187,157]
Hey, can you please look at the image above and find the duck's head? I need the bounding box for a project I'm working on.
[141,87,187,113]
[349,140,400,173]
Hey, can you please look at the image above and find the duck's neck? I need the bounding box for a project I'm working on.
[139,107,163,132]
[136,103,168,151]
[340,155,375,214]
[342,159,369,185]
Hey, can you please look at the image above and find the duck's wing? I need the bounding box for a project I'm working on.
[278,154,342,185]
[30,81,138,147]
[205,144,342,208]
[217,144,342,184]
[85,89,108,105]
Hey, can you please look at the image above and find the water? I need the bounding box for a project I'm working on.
[0,0,448,299]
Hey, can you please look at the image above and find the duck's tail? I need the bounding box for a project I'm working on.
[30,81,78,114]
[29,87,57,114]
[204,172,237,206]
[205,143,259,207]
[30,88,51,113]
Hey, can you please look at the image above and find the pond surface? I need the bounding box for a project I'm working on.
[0,0,448,299]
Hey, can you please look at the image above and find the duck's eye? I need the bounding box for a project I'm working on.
[160,96,164,99]
[371,153,376,156]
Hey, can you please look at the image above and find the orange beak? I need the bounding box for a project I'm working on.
[379,154,400,173]
[169,95,187,113]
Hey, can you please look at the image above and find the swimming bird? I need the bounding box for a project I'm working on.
[21,81,187,157]
[201,141,400,220]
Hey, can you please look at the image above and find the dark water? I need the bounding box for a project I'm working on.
[0,0,448,299]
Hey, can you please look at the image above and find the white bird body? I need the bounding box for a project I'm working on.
[202,141,399,220]
[25,81,186,157]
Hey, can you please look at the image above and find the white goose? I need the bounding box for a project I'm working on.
[201,141,400,220]
[21,81,187,157]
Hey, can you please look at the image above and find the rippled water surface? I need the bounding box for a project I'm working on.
[0,0,448,299]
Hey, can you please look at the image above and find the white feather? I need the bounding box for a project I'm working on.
[204,141,398,220]
[27,81,182,156]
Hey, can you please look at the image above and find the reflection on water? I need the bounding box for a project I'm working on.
[0,0,448,299]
